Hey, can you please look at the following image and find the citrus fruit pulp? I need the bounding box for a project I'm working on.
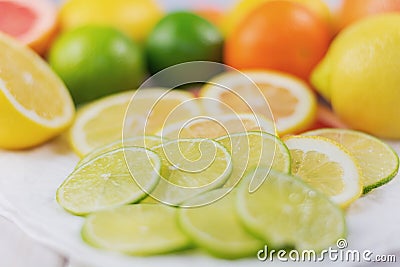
[0,32,75,149]
[237,168,346,251]
[82,204,191,255]
[284,135,362,207]
[179,188,264,259]
[199,70,317,135]
[57,146,161,215]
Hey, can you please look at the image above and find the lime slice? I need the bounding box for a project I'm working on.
[179,188,263,259]
[216,131,290,189]
[284,135,362,208]
[237,168,346,251]
[82,204,191,255]
[303,128,399,194]
[149,138,232,205]
[76,135,164,167]
[57,147,161,215]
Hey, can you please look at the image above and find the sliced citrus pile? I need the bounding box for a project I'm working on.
[199,70,317,135]
[0,0,59,55]
[237,168,346,251]
[148,138,232,205]
[0,33,75,149]
[57,146,161,215]
[303,128,399,193]
[82,204,191,255]
[284,135,362,207]
[216,131,291,188]
[69,88,201,156]
[179,188,264,259]
[158,113,276,139]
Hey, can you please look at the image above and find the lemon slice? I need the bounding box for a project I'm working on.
[199,70,317,135]
[0,32,75,149]
[82,204,191,255]
[147,138,232,205]
[179,188,263,259]
[237,168,346,251]
[284,135,362,207]
[69,88,201,156]
[158,113,276,139]
[76,135,164,168]
[303,128,399,194]
[57,146,161,215]
[216,131,291,189]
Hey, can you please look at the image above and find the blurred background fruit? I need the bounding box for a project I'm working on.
[224,1,332,82]
[0,33,75,149]
[59,0,163,43]
[311,14,400,138]
[48,26,145,105]
[145,11,223,74]
[221,0,333,36]
[0,0,58,55]
[335,0,400,32]
[194,7,224,28]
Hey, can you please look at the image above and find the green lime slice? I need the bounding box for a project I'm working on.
[57,146,161,215]
[149,138,232,206]
[237,168,346,252]
[303,128,399,194]
[179,188,263,259]
[82,204,191,255]
[76,135,164,167]
[216,131,291,190]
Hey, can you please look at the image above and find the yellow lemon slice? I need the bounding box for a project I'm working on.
[284,135,362,208]
[69,88,201,156]
[0,33,75,149]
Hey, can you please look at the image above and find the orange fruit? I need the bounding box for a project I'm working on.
[224,1,332,81]
[336,0,400,32]
[221,0,332,36]
[0,0,59,55]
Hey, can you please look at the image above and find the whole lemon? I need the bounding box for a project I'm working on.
[59,0,163,43]
[48,26,145,105]
[311,14,400,138]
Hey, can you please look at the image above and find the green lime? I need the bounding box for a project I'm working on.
[237,168,346,251]
[145,11,223,74]
[76,135,165,168]
[56,146,161,215]
[48,25,145,105]
[303,128,399,194]
[179,188,263,259]
[82,204,191,255]
[149,138,232,205]
[216,131,291,189]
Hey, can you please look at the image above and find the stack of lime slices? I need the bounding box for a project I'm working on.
[57,127,398,258]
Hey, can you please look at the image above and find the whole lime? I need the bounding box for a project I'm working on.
[48,26,145,104]
[145,11,223,74]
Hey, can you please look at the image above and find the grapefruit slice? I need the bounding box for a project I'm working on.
[0,0,58,54]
